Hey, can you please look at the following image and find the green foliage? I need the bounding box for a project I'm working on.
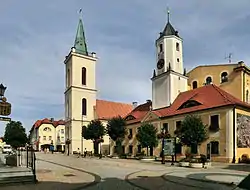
[83,120,105,142]
[176,115,208,146]
[4,121,28,149]
[106,116,126,142]
[136,123,158,149]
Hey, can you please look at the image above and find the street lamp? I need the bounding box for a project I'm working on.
[0,84,7,97]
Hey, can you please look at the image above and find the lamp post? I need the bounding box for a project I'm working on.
[161,127,166,164]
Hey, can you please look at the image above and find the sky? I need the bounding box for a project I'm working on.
[0,0,250,136]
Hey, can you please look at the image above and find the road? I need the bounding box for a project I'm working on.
[25,152,240,190]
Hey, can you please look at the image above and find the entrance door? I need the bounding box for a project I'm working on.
[206,143,211,160]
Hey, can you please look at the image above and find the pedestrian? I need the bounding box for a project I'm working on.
[84,148,87,158]
[77,148,80,158]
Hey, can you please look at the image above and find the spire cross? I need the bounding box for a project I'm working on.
[167,7,170,23]
[79,8,83,19]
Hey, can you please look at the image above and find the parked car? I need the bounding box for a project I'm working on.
[2,145,12,154]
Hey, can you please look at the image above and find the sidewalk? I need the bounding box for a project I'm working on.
[1,159,96,190]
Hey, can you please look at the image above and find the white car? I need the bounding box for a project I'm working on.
[2,145,12,154]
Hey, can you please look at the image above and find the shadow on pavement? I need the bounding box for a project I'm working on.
[222,164,250,172]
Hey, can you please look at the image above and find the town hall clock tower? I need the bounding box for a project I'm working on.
[152,11,188,110]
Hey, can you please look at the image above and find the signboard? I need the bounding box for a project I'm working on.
[0,101,11,116]
[163,138,175,156]
[0,116,11,121]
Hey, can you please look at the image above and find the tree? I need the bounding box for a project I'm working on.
[83,120,105,154]
[175,115,208,154]
[106,116,126,155]
[4,121,28,149]
[136,123,158,156]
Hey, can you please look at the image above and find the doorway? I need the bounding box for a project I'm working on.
[206,143,211,160]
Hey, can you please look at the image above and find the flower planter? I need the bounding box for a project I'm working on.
[179,162,190,167]
[189,162,203,168]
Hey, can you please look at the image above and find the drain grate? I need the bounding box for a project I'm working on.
[64,173,76,177]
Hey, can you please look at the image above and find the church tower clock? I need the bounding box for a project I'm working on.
[152,10,188,110]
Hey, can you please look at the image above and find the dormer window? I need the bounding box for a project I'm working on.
[205,76,212,85]
[192,81,198,89]
[178,100,202,109]
[125,115,136,121]
[221,72,228,83]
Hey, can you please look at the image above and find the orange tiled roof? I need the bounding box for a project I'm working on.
[95,99,133,120]
[153,84,250,118]
[31,118,65,131]
[125,100,152,124]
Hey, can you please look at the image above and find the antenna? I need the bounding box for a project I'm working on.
[225,53,233,63]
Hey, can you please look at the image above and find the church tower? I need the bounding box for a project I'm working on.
[152,10,188,110]
[64,14,97,154]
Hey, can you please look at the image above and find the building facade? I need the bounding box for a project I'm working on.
[30,118,66,152]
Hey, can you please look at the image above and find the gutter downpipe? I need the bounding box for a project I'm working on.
[232,105,236,163]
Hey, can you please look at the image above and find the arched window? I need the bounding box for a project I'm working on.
[82,98,87,116]
[43,127,51,132]
[192,81,198,89]
[82,67,86,85]
[221,72,228,83]
[246,90,249,103]
[67,69,70,87]
[205,76,212,85]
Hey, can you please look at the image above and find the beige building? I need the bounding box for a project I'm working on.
[64,18,133,154]
[63,13,250,162]
[30,118,66,152]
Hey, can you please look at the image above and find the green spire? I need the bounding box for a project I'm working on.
[74,14,88,55]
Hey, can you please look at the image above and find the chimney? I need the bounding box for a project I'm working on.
[132,102,138,109]
[50,118,54,122]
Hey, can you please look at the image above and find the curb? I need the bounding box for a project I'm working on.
[124,170,150,190]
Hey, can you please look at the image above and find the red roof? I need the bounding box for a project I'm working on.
[31,118,65,131]
[125,100,152,124]
[154,84,250,118]
[125,85,250,125]
[95,99,133,120]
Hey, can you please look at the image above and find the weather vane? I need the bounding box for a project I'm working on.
[225,53,233,63]
[79,8,83,18]
[167,7,170,22]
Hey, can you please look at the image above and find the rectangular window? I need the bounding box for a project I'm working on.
[49,136,52,141]
[129,145,133,154]
[210,115,219,130]
[129,129,133,136]
[43,136,46,140]
[211,141,219,154]
[176,42,180,51]
[191,143,198,154]
[176,121,182,129]
[61,136,64,142]
[61,129,64,134]
[163,123,169,133]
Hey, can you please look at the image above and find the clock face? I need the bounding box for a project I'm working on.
[157,59,165,69]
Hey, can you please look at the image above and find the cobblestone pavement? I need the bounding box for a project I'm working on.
[1,152,249,190]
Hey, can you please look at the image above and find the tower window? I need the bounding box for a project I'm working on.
[67,69,70,87]
[205,76,212,85]
[177,58,180,62]
[192,81,198,89]
[221,72,228,83]
[82,67,86,85]
[176,43,180,51]
[159,44,163,52]
[82,98,87,116]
